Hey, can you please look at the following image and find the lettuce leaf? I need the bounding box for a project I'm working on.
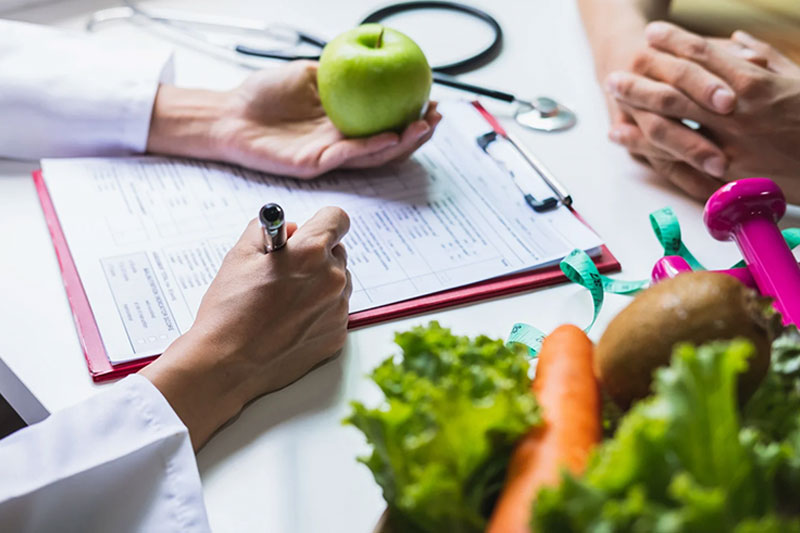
[533,340,797,532]
[345,322,538,533]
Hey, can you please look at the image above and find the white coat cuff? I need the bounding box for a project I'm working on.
[0,20,175,158]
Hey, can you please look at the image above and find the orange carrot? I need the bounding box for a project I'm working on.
[487,324,602,533]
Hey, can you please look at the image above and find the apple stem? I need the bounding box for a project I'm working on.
[376,27,384,48]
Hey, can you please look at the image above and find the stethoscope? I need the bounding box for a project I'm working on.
[87,1,577,132]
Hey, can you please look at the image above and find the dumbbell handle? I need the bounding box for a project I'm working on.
[651,256,756,287]
[737,217,800,324]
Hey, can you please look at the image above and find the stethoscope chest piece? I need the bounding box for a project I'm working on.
[514,97,577,132]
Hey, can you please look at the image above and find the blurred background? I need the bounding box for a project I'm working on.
[672,0,800,62]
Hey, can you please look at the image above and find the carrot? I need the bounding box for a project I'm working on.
[487,324,602,533]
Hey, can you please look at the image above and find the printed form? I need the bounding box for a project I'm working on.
[41,101,602,364]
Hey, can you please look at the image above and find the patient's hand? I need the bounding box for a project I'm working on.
[147,60,442,179]
[607,22,800,202]
[141,207,352,450]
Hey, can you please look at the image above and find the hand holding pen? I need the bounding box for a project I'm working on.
[141,205,351,450]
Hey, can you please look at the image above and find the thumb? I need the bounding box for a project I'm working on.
[286,221,298,238]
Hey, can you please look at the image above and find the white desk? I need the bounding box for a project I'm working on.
[1,1,793,531]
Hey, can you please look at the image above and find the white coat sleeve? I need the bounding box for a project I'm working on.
[0,20,174,159]
[0,374,211,533]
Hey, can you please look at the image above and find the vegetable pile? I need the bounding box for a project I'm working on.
[345,322,539,533]
[347,273,800,532]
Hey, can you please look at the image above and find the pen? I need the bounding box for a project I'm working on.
[259,203,287,253]
[504,132,573,207]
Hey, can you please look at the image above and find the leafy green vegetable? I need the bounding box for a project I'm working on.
[533,339,800,532]
[344,322,539,533]
[744,328,800,441]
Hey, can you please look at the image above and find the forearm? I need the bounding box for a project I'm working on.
[578,0,671,80]
[146,85,232,162]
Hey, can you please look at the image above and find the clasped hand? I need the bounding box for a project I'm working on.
[603,22,800,202]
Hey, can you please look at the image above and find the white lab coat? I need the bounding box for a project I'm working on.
[0,20,211,532]
[0,19,173,158]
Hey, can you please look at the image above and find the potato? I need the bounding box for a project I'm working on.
[596,271,779,409]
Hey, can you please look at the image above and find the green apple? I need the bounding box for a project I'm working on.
[317,24,432,137]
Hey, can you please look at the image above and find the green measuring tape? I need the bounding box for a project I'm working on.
[508,208,800,357]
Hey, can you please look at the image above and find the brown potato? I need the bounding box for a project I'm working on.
[596,271,779,409]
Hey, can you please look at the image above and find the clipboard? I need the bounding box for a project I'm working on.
[33,106,620,382]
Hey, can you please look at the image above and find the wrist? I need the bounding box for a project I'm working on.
[146,84,232,161]
[579,0,650,82]
[139,330,249,450]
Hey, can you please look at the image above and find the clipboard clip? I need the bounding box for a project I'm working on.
[477,131,559,213]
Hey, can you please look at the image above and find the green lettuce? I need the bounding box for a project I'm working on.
[533,339,800,532]
[345,322,539,533]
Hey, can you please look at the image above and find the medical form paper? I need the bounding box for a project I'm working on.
[40,101,603,364]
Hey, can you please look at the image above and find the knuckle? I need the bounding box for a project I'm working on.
[328,267,348,292]
[644,118,669,142]
[685,145,716,166]
[297,239,329,265]
[655,90,680,113]
[684,37,709,59]
[631,49,652,73]
[324,205,350,225]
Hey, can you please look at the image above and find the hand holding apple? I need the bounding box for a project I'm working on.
[318,24,433,137]
[148,60,441,179]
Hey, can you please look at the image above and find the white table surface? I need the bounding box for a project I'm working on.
[2,1,797,531]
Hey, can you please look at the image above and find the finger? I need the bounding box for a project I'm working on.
[286,221,298,238]
[423,101,442,125]
[645,21,754,83]
[341,118,434,169]
[351,116,440,168]
[394,123,438,162]
[629,48,736,114]
[627,107,727,178]
[650,158,722,200]
[709,37,770,69]
[316,132,400,175]
[731,30,796,73]
[609,122,671,159]
[606,71,712,121]
[331,243,347,268]
[343,269,353,300]
[291,206,351,248]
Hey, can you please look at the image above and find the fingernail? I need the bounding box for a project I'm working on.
[703,156,726,177]
[711,87,735,113]
[605,72,622,96]
[736,47,759,60]
[417,124,431,138]
[645,21,671,43]
[732,30,756,44]
[609,129,623,144]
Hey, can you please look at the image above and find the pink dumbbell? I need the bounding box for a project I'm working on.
[704,178,800,326]
[651,256,756,287]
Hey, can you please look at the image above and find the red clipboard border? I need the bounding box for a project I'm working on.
[33,105,620,382]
